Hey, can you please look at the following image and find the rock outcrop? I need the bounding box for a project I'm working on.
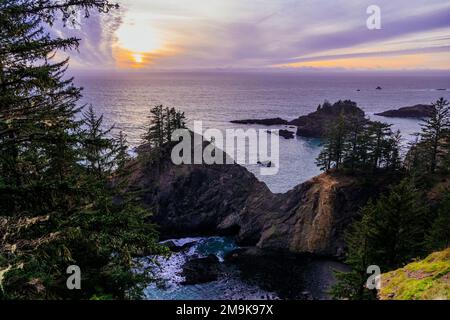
[278,129,295,139]
[182,255,223,285]
[125,139,395,257]
[289,100,366,138]
[266,129,295,139]
[375,104,434,118]
[230,117,288,125]
[229,100,366,138]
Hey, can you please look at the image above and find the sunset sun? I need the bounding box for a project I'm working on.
[132,53,144,63]
[115,19,163,66]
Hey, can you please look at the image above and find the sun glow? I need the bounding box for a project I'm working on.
[114,18,166,67]
[116,20,162,53]
[132,53,144,63]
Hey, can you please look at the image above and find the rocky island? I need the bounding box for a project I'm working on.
[230,117,288,125]
[230,100,367,138]
[375,104,435,118]
[289,100,366,138]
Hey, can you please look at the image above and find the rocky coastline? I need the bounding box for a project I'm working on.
[126,139,398,258]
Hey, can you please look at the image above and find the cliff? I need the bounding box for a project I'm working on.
[125,140,394,257]
[379,248,450,300]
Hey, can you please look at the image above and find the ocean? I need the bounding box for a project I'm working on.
[76,71,449,193]
[75,71,448,299]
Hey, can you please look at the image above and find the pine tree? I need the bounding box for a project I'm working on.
[113,130,130,172]
[426,192,450,251]
[367,121,394,171]
[370,179,428,269]
[331,202,378,300]
[0,1,166,299]
[384,130,403,170]
[142,105,186,157]
[343,115,368,172]
[316,114,348,170]
[332,179,429,299]
[142,105,165,150]
[419,98,450,173]
[81,105,115,178]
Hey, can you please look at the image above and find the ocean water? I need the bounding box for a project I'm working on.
[142,237,279,300]
[76,72,449,193]
[142,237,346,300]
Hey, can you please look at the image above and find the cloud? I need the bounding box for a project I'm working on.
[59,0,450,71]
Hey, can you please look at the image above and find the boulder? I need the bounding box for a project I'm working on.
[163,240,196,253]
[278,129,295,139]
[181,255,222,285]
[266,129,295,139]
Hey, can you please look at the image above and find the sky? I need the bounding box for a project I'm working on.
[60,0,450,72]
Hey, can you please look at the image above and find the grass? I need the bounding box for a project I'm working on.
[379,248,450,300]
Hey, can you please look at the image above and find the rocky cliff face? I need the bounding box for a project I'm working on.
[254,174,372,256]
[126,142,393,257]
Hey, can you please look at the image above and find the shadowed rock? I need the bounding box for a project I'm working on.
[181,255,222,285]
[124,136,397,257]
[266,129,295,139]
[289,100,366,138]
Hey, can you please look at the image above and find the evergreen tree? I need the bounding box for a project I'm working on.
[142,105,186,155]
[370,179,428,269]
[81,105,115,178]
[142,105,165,151]
[331,202,378,300]
[366,121,394,171]
[418,98,450,173]
[384,130,403,170]
[316,115,401,173]
[427,192,450,251]
[316,114,348,170]
[343,115,369,172]
[332,179,428,299]
[113,130,130,172]
[0,0,166,299]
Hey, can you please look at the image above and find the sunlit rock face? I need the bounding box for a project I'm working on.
[124,140,397,257]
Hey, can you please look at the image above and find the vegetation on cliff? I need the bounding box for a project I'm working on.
[379,248,450,300]
[326,98,450,300]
